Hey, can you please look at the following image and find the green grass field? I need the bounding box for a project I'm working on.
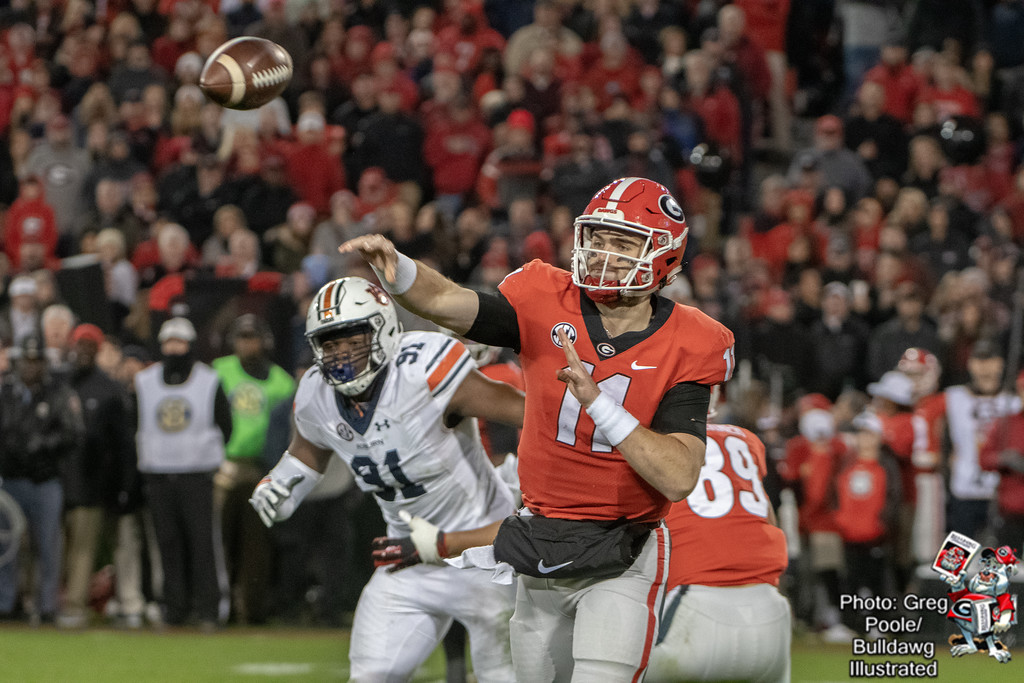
[0,626,1021,682]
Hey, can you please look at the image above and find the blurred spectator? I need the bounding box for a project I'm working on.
[212,314,294,625]
[504,0,583,78]
[808,281,871,400]
[310,191,370,279]
[548,132,616,217]
[107,40,167,106]
[95,227,139,326]
[0,275,41,348]
[749,286,813,393]
[265,202,317,274]
[286,111,346,216]
[778,401,849,639]
[835,412,901,626]
[424,95,492,220]
[3,175,59,272]
[477,108,542,213]
[136,221,197,290]
[866,281,941,382]
[436,0,506,75]
[613,127,674,190]
[788,115,873,202]
[134,317,231,628]
[41,302,74,375]
[237,155,299,238]
[942,339,1020,540]
[447,204,491,283]
[79,178,145,255]
[348,86,428,207]
[58,324,135,629]
[201,204,248,268]
[837,1,904,103]
[24,114,92,249]
[168,154,235,246]
[918,54,980,120]
[735,0,792,150]
[863,37,923,125]
[682,48,743,166]
[844,81,907,182]
[0,335,84,624]
[583,31,641,112]
[905,0,985,58]
[909,198,973,279]
[980,369,1024,556]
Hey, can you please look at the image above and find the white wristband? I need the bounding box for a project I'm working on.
[270,452,323,516]
[371,251,417,295]
[586,391,640,447]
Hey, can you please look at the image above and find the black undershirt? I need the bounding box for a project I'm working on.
[465,290,710,440]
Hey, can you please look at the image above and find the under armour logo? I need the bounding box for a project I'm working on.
[375,420,390,431]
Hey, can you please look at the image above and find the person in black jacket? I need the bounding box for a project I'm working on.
[58,324,138,629]
[0,335,84,623]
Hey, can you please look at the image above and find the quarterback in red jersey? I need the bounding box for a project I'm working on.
[647,422,790,683]
[341,177,735,682]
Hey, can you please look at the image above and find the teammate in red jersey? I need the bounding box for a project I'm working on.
[646,420,790,683]
[341,177,735,682]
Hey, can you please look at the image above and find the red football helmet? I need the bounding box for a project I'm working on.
[897,347,941,399]
[572,177,688,303]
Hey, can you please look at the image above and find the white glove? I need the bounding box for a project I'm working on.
[249,453,323,528]
[399,509,445,564]
[994,612,1013,634]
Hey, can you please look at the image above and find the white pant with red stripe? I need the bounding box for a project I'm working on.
[509,525,669,682]
[646,583,792,683]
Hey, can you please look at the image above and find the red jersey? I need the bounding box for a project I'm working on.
[779,434,847,533]
[666,424,788,588]
[835,458,891,544]
[878,410,916,502]
[499,260,735,522]
[912,392,947,470]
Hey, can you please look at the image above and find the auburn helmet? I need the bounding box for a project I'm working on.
[571,177,688,303]
[305,277,402,396]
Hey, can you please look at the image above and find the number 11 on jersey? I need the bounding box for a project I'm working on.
[556,361,632,453]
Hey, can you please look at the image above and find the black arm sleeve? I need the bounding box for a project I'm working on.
[214,384,233,445]
[465,290,521,354]
[650,382,711,442]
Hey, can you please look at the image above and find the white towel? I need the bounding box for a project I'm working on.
[444,545,516,585]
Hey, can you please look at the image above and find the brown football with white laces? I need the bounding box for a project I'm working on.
[199,37,293,110]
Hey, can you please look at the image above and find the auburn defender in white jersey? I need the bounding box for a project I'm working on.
[249,277,524,682]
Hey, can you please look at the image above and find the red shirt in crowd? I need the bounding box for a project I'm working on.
[285,143,346,215]
[735,0,791,53]
[3,191,59,271]
[835,457,892,544]
[780,434,847,534]
[980,411,1024,517]
[423,114,492,196]
[863,63,924,124]
[687,86,743,164]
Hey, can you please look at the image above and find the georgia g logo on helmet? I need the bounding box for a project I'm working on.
[571,177,688,304]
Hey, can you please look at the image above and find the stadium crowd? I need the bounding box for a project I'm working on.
[1,0,1024,649]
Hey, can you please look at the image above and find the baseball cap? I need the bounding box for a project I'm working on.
[158,317,197,343]
[981,546,1019,565]
[297,111,326,133]
[8,275,38,298]
[506,108,535,135]
[867,371,914,407]
[799,409,835,442]
[823,281,850,301]
[852,411,884,434]
[232,314,264,338]
[970,338,1002,360]
[71,323,105,346]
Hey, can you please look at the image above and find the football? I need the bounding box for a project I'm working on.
[199,37,293,110]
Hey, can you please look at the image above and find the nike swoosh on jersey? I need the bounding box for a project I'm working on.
[537,559,574,574]
[630,361,657,370]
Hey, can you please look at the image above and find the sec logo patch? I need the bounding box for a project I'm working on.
[157,397,192,432]
[551,323,577,348]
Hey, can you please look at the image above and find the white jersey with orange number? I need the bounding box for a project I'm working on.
[293,330,516,535]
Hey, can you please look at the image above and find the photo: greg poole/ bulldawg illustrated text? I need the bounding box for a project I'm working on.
[839,531,1020,678]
